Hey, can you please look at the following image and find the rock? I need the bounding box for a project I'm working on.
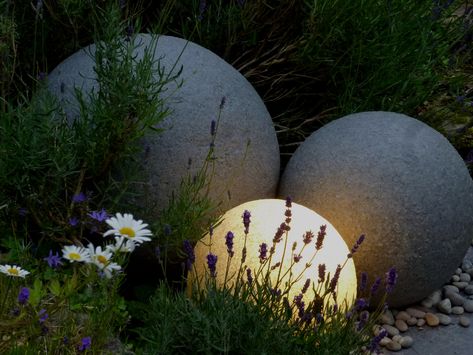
[451,274,461,282]
[278,111,473,308]
[467,269,473,278]
[392,335,403,344]
[406,317,418,326]
[395,319,408,332]
[425,313,440,326]
[435,313,452,325]
[386,340,402,352]
[452,306,464,315]
[379,337,391,346]
[47,34,280,216]
[416,318,426,327]
[445,290,465,306]
[464,285,473,295]
[462,260,472,271]
[421,289,442,308]
[455,267,463,275]
[460,273,471,282]
[395,311,411,321]
[406,307,426,318]
[382,324,400,337]
[400,336,414,349]
[459,316,470,327]
[463,299,473,312]
[437,298,452,314]
[452,281,469,289]
[381,309,395,325]
[443,285,460,294]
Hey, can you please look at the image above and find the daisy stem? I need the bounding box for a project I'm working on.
[0,278,13,315]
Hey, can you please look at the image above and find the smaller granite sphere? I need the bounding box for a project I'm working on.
[188,199,358,308]
[47,34,280,215]
[279,111,473,307]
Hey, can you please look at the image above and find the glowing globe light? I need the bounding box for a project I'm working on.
[189,199,357,308]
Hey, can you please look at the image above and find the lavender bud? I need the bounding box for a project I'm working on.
[206,253,218,277]
[315,225,326,250]
[225,231,234,257]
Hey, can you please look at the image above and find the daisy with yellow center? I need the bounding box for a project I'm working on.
[0,264,30,278]
[106,236,136,253]
[62,245,90,263]
[103,213,152,244]
[87,243,121,279]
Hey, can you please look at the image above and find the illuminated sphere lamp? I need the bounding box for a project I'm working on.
[189,199,357,308]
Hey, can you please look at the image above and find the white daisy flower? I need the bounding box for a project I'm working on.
[103,213,152,244]
[62,245,90,263]
[0,264,30,278]
[87,243,121,279]
[106,236,136,253]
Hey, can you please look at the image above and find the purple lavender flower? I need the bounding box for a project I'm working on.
[355,298,368,311]
[209,224,214,238]
[78,336,91,352]
[293,254,302,263]
[225,231,234,257]
[357,310,369,331]
[44,250,63,269]
[302,231,314,245]
[285,196,292,208]
[270,288,282,298]
[18,207,28,217]
[155,246,161,260]
[301,278,310,294]
[69,217,79,227]
[329,264,342,294]
[72,192,87,203]
[88,208,108,222]
[219,96,226,110]
[18,287,30,305]
[258,243,268,262]
[368,329,388,353]
[206,253,217,278]
[210,120,216,136]
[318,263,326,283]
[273,223,285,243]
[370,276,382,295]
[39,309,48,324]
[315,225,326,250]
[385,267,397,293]
[348,234,365,258]
[183,240,195,269]
[360,271,368,292]
[198,0,207,20]
[242,210,251,234]
[246,268,253,285]
[294,293,305,319]
[163,224,172,236]
[284,207,292,224]
[125,24,134,41]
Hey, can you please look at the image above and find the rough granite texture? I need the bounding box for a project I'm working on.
[279,111,473,308]
[47,34,280,215]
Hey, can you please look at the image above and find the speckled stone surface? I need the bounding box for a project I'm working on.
[279,111,473,307]
[47,34,280,215]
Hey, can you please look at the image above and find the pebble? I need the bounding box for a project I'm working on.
[416,318,426,327]
[400,336,414,349]
[452,306,464,315]
[463,299,473,313]
[443,285,460,294]
[437,298,452,314]
[395,311,411,321]
[451,274,461,282]
[379,337,391,346]
[373,324,383,336]
[467,269,473,278]
[425,313,440,327]
[445,291,465,306]
[421,290,442,308]
[455,267,463,275]
[386,340,402,352]
[435,313,452,325]
[462,260,473,272]
[464,285,473,295]
[406,317,418,326]
[381,310,395,325]
[459,316,470,327]
[460,273,471,282]
[395,319,408,332]
[392,335,403,343]
[452,281,469,289]
[382,324,400,337]
[406,307,425,319]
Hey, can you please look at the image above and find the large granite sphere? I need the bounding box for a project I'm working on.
[47,34,280,215]
[279,111,473,307]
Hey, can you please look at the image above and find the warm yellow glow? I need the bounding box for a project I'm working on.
[189,199,357,307]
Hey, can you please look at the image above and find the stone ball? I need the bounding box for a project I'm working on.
[188,199,358,308]
[279,111,473,307]
[47,34,280,215]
